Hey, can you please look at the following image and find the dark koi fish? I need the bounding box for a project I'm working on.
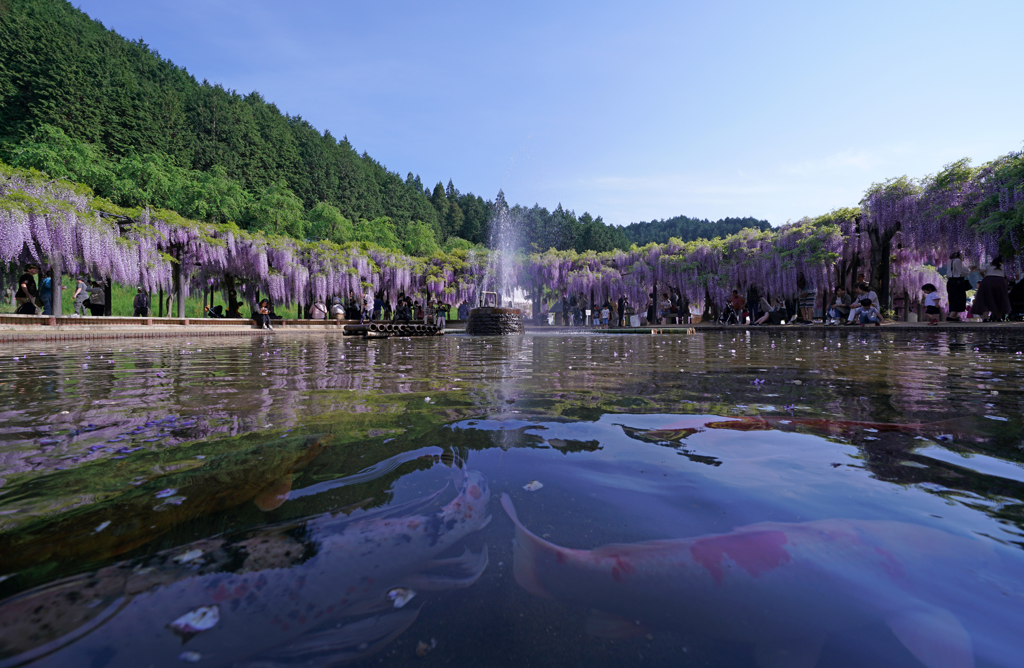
[502,493,1020,668]
[0,470,491,667]
[639,415,973,443]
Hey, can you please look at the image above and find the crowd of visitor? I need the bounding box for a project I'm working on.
[8,251,1024,326]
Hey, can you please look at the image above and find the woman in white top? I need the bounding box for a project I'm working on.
[972,255,1010,321]
[945,251,969,321]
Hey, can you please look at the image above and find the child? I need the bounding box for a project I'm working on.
[850,297,881,326]
[922,283,941,325]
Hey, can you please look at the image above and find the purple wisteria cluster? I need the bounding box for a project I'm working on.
[3,149,1022,309]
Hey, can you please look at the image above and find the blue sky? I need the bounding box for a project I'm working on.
[75,0,1024,227]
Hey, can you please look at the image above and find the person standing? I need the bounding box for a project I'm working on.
[39,269,54,315]
[72,277,88,316]
[945,251,969,321]
[87,281,106,316]
[797,273,816,323]
[922,283,942,325]
[16,265,38,312]
[458,301,470,321]
[973,255,1011,322]
[132,287,149,317]
[745,285,760,325]
[435,300,447,330]
[360,293,372,324]
[617,295,628,327]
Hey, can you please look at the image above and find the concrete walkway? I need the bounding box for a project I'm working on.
[0,313,1020,343]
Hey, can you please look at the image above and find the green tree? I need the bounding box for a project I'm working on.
[248,180,305,237]
[4,124,114,192]
[352,216,402,251]
[307,200,352,245]
[404,220,440,256]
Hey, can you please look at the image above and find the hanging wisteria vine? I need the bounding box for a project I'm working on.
[2,149,1022,311]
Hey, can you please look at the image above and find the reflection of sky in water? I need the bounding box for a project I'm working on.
[1,331,1023,666]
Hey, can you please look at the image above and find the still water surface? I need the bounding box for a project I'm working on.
[0,331,1022,667]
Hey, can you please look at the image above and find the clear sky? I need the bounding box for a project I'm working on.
[74,0,1024,227]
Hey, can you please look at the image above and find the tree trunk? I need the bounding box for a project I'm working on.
[158,287,164,317]
[51,256,62,317]
[172,255,186,318]
[103,282,112,316]
[867,223,899,313]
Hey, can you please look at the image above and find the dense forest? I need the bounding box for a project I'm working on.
[0,0,768,256]
[622,215,772,246]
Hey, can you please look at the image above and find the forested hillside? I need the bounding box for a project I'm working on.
[0,0,769,256]
[622,215,772,245]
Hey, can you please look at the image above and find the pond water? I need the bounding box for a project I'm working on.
[0,331,1022,667]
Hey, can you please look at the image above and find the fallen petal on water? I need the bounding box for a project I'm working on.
[179,651,202,663]
[170,606,220,635]
[388,587,416,608]
[523,480,544,492]
[155,488,178,499]
[175,549,204,564]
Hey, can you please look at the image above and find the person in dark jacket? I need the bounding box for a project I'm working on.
[133,287,149,317]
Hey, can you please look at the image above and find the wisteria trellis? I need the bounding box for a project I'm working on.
[2,150,1022,312]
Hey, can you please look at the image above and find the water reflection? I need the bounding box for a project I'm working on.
[1,331,1023,666]
[0,466,490,668]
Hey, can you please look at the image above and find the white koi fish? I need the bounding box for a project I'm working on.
[502,493,1021,668]
[0,471,491,668]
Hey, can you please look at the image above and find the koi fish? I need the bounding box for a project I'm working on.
[502,493,1019,668]
[0,470,491,667]
[637,415,975,443]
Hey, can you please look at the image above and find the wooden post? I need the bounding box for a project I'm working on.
[103,281,112,316]
[158,287,164,317]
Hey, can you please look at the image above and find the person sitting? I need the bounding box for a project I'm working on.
[850,298,881,326]
[846,283,879,324]
[754,296,785,325]
[310,300,328,320]
[458,301,470,321]
[206,304,225,318]
[397,298,412,323]
[330,297,344,318]
[256,299,273,330]
[826,287,851,325]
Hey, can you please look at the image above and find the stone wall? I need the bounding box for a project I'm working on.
[466,307,525,335]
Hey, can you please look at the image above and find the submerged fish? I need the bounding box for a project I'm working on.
[0,470,491,667]
[638,415,977,443]
[502,494,1021,668]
